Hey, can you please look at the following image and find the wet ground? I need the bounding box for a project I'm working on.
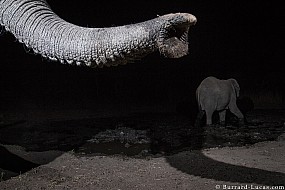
[0,109,285,182]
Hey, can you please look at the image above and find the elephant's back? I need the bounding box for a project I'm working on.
[198,76,221,92]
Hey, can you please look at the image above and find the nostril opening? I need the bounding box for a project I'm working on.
[167,25,188,42]
[157,19,194,58]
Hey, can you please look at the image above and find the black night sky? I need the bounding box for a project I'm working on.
[0,0,284,116]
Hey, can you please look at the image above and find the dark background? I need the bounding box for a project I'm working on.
[0,0,284,118]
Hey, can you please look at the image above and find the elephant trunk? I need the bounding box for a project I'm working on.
[0,0,196,68]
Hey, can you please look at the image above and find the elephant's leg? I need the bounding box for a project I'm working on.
[229,103,245,126]
[218,110,226,126]
[205,108,214,126]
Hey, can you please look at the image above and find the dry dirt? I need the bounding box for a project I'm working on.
[0,110,285,190]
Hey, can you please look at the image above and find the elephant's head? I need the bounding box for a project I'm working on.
[229,79,240,97]
[0,0,197,68]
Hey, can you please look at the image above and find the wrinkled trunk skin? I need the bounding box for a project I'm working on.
[0,0,196,68]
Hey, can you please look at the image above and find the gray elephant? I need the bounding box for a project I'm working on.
[195,76,244,126]
[0,0,196,67]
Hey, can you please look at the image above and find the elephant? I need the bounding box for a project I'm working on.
[0,0,197,68]
[195,76,244,126]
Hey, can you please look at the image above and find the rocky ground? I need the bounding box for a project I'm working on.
[0,109,285,189]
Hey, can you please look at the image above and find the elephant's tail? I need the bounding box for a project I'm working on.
[195,87,204,128]
[195,87,204,111]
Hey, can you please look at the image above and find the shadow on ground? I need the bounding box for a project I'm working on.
[166,151,285,186]
[0,145,39,173]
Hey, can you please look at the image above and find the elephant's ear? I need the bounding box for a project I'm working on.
[229,79,240,97]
